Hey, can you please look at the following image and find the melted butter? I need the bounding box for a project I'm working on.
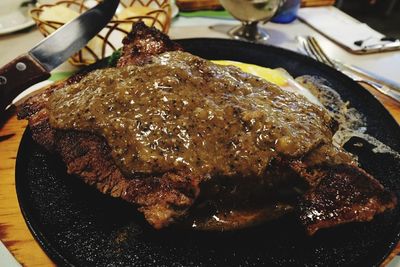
[214,60,323,107]
[48,51,334,177]
[212,60,288,87]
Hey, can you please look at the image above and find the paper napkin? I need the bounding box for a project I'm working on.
[297,7,385,52]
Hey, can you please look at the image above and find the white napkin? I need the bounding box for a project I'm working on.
[0,241,21,267]
[297,7,385,52]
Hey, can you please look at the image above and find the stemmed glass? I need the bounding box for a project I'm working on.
[219,0,284,43]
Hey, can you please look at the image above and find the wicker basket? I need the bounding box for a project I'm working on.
[31,0,172,66]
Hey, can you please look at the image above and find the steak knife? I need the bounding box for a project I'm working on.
[0,0,120,112]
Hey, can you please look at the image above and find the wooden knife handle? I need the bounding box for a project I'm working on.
[0,53,50,112]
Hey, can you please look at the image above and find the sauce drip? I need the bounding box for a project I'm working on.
[296,75,400,159]
[48,51,333,177]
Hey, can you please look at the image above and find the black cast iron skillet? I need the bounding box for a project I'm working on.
[16,38,400,266]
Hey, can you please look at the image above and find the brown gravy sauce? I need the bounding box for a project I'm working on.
[48,51,333,177]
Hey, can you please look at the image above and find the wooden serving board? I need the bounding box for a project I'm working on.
[301,0,336,7]
[0,108,55,267]
[0,85,399,266]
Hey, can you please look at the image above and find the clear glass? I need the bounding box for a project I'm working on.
[219,0,282,43]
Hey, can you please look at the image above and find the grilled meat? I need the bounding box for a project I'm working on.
[117,22,183,67]
[18,22,396,234]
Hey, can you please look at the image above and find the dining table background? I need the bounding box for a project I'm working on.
[0,6,400,266]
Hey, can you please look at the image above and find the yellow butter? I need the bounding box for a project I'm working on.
[212,60,287,86]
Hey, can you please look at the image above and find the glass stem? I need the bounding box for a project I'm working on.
[241,21,260,40]
[227,20,270,43]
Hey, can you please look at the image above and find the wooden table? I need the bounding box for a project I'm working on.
[0,85,399,266]
[0,109,55,267]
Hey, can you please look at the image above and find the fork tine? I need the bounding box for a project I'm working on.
[305,37,329,65]
[307,36,332,65]
[297,36,333,67]
[307,36,335,67]
[297,35,326,64]
[296,36,316,60]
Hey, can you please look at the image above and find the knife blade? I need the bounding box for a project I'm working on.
[0,0,119,112]
[334,60,400,93]
[339,68,400,103]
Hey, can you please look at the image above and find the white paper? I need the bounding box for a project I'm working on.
[12,80,54,107]
[298,7,385,52]
[0,241,21,267]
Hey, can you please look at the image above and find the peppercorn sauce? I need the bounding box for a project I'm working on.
[48,51,334,177]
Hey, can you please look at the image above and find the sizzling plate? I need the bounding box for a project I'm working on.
[16,38,400,266]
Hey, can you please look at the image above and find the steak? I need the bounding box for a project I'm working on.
[18,22,396,234]
[117,22,183,67]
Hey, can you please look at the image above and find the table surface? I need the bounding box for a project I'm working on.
[0,8,400,266]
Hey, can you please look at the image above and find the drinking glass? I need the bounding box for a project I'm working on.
[219,0,283,42]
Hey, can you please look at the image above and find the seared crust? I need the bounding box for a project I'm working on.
[117,22,183,67]
[17,22,396,234]
[18,82,61,120]
[297,164,396,235]
[55,130,200,228]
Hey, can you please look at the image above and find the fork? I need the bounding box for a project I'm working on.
[297,36,400,103]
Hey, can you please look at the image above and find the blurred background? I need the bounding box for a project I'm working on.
[338,0,400,38]
[174,0,400,38]
[15,0,400,40]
